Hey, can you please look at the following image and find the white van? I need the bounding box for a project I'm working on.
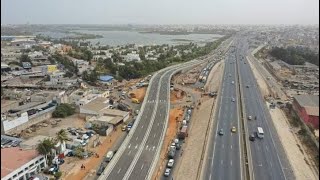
[257,127,264,139]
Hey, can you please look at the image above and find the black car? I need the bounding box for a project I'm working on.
[218,129,224,136]
[249,134,255,141]
[97,162,108,176]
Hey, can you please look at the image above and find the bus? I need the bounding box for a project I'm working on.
[257,127,264,139]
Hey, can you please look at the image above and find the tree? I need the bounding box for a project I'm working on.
[20,54,32,66]
[52,104,75,118]
[55,129,68,144]
[36,138,55,165]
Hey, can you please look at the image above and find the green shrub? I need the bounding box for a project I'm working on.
[52,104,75,118]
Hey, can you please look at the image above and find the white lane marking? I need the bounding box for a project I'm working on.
[209,173,212,180]
[257,144,260,151]
[221,160,223,165]
[266,145,269,151]
[141,125,144,129]
[230,145,232,149]
[135,145,138,149]
[128,144,131,149]
[153,134,156,138]
[117,168,121,174]
[146,145,149,150]
[136,137,139,141]
[128,150,132,155]
[230,160,233,166]
[222,144,224,149]
[141,164,144,170]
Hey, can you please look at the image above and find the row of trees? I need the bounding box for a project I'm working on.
[269,46,319,66]
[95,36,229,80]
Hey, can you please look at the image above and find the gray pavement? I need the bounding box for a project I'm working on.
[236,36,293,180]
[203,46,242,180]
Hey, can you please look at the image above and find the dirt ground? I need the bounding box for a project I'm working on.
[129,87,146,102]
[269,107,318,180]
[174,60,224,180]
[170,89,186,102]
[21,114,86,139]
[63,130,124,180]
[250,59,318,179]
[152,107,184,180]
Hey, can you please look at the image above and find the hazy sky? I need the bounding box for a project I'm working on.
[1,0,319,25]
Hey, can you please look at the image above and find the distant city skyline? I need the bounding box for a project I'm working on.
[1,0,319,25]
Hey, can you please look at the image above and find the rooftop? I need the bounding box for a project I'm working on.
[99,108,129,117]
[99,75,114,82]
[294,94,319,116]
[81,97,109,113]
[1,147,40,178]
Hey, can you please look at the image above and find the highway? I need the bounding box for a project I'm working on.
[236,36,293,180]
[98,60,203,180]
[203,44,243,180]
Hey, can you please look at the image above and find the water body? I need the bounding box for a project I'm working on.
[37,30,222,46]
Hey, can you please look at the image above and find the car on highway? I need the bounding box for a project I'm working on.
[246,85,250,88]
[167,159,175,168]
[247,116,252,120]
[164,168,171,177]
[231,126,237,133]
[231,81,234,84]
[218,129,224,136]
[231,97,235,102]
[249,134,255,141]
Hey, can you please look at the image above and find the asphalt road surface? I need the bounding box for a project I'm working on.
[203,45,243,180]
[98,60,202,180]
[236,36,292,180]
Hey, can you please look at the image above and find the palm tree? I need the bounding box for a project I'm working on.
[56,129,68,143]
[55,129,69,155]
[36,138,55,165]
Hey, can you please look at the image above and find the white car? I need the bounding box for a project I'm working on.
[231,81,235,84]
[231,97,235,102]
[167,159,175,168]
[164,168,171,177]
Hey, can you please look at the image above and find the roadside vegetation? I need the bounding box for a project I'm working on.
[52,103,76,118]
[269,46,319,66]
[96,35,231,80]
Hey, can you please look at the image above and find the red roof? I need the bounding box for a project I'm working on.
[1,147,40,178]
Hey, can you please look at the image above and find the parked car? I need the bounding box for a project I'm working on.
[164,168,171,177]
[167,159,175,168]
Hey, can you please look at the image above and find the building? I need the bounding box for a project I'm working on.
[99,75,114,85]
[1,147,47,180]
[80,97,109,116]
[293,95,319,129]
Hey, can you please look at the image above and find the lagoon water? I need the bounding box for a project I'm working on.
[37,30,222,46]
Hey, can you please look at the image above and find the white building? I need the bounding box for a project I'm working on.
[1,147,47,180]
[124,53,141,62]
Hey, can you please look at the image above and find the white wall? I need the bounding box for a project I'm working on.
[3,112,29,132]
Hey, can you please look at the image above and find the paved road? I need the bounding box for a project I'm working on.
[98,60,202,180]
[203,44,243,180]
[236,36,292,180]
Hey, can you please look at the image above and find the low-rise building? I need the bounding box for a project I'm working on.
[293,94,319,129]
[1,147,47,180]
